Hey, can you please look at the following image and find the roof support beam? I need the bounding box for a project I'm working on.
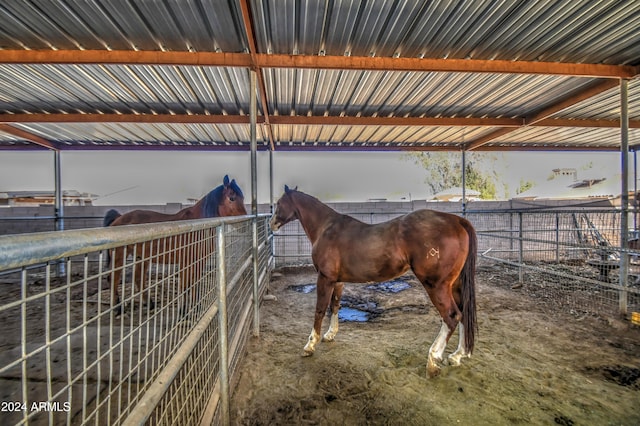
[0,124,59,150]
[257,55,638,79]
[0,114,258,124]
[1,113,638,129]
[524,79,620,125]
[0,50,636,79]
[0,50,252,67]
[465,79,623,151]
[239,0,274,150]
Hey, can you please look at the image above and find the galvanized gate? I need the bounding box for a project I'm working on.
[0,215,272,425]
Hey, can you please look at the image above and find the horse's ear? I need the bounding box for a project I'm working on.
[223,175,230,186]
[284,184,290,193]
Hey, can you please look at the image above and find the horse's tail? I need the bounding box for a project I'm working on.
[103,209,121,227]
[459,218,478,354]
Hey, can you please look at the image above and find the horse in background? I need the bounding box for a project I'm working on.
[270,185,477,377]
[104,175,247,314]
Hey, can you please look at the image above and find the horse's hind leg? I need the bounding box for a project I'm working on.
[303,274,334,356]
[322,282,344,342]
[428,320,455,377]
[423,283,462,377]
[448,323,470,366]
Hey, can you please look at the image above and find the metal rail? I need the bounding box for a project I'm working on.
[0,214,272,425]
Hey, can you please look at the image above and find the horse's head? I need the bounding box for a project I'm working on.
[217,175,247,216]
[270,184,298,231]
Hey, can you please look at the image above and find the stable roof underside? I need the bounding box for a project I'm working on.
[0,0,639,152]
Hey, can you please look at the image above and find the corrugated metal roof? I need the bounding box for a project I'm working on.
[0,0,639,151]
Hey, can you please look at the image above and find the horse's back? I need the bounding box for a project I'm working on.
[110,209,179,226]
[400,209,471,250]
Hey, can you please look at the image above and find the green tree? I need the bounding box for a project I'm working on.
[404,152,498,200]
[516,178,535,195]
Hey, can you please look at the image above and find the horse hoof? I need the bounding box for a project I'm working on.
[427,364,441,378]
[302,343,315,357]
[427,358,442,378]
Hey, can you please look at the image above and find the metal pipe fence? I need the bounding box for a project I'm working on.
[272,208,640,320]
[0,214,272,425]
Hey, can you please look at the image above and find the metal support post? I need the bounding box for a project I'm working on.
[620,79,629,316]
[54,151,65,276]
[217,224,230,425]
[250,70,260,336]
[461,150,467,217]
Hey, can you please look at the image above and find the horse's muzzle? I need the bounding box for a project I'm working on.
[269,216,281,231]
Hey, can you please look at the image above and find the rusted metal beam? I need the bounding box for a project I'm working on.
[465,128,522,151]
[465,79,623,151]
[0,49,252,67]
[0,50,636,79]
[269,116,522,127]
[239,0,275,151]
[0,113,258,124]
[0,124,59,150]
[269,143,619,152]
[2,113,638,130]
[525,79,620,125]
[532,118,640,129]
[256,55,637,79]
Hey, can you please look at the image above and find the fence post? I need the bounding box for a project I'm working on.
[518,212,524,282]
[620,78,630,316]
[252,216,260,337]
[217,224,230,425]
[555,213,560,263]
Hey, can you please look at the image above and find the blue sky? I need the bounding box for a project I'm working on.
[0,150,621,205]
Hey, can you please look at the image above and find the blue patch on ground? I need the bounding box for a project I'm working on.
[288,284,383,322]
[338,306,369,322]
[365,279,411,293]
[289,283,316,293]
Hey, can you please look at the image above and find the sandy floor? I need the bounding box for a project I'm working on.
[230,264,640,426]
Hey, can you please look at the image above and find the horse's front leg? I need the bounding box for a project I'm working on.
[322,282,344,342]
[303,275,334,356]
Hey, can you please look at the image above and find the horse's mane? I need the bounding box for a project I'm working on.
[201,180,244,217]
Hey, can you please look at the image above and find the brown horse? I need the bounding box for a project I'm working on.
[270,186,477,377]
[104,175,247,314]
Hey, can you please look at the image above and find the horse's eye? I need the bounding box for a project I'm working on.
[229,196,236,201]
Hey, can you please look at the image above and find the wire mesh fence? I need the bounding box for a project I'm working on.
[0,215,272,426]
[470,209,640,319]
[272,207,639,320]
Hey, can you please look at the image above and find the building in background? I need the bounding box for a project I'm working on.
[0,190,97,207]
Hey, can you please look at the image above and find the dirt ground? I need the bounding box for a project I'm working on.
[230,264,640,426]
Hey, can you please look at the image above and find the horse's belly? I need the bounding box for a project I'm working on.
[336,248,409,283]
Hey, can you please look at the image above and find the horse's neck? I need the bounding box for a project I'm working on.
[292,193,338,242]
[190,187,223,218]
[176,202,204,219]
